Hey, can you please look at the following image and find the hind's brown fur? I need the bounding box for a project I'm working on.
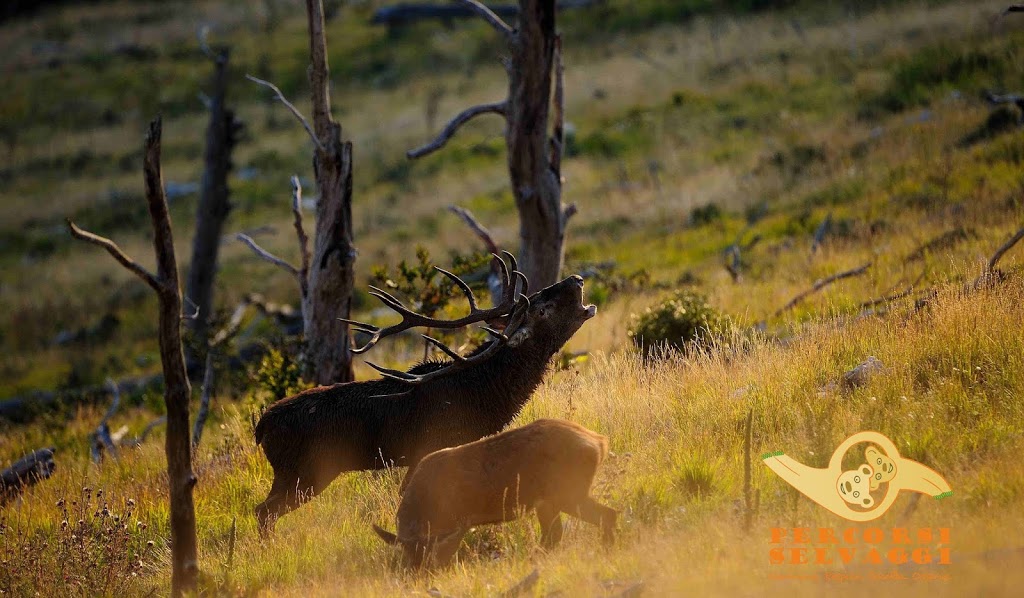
[374,419,617,568]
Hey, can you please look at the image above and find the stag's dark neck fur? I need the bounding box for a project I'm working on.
[406,339,553,425]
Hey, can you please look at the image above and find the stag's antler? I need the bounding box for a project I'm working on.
[363,294,530,385]
[339,251,530,385]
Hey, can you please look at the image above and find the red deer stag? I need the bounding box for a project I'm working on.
[254,253,596,532]
[373,418,617,569]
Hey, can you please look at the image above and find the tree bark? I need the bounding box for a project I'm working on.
[186,49,239,366]
[303,0,355,384]
[143,119,200,597]
[507,0,564,288]
[68,119,199,596]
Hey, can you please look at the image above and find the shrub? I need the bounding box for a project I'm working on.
[253,348,306,403]
[628,291,730,357]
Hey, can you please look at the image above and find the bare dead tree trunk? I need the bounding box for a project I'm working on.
[187,43,240,366]
[508,1,565,288]
[303,0,355,384]
[68,119,199,597]
[239,1,355,385]
[407,0,575,289]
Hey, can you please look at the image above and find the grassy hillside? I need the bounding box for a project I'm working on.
[2,0,1024,595]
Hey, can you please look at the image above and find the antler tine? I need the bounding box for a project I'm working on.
[336,317,381,335]
[367,286,410,311]
[501,248,528,294]
[505,294,531,333]
[401,333,510,385]
[366,361,419,381]
[512,270,529,297]
[434,266,479,312]
[422,334,467,362]
[490,252,512,301]
[480,326,508,341]
[337,318,384,354]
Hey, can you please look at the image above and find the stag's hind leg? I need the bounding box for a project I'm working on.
[566,496,617,546]
[536,500,563,549]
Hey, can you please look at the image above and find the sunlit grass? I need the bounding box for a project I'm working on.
[3,274,1023,595]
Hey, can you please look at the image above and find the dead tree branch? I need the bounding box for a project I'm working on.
[448,205,499,254]
[122,417,167,449]
[811,212,832,255]
[90,378,121,463]
[67,221,160,291]
[197,25,227,65]
[858,287,915,310]
[236,233,301,278]
[448,205,504,301]
[407,101,507,159]
[291,175,311,298]
[1,448,56,504]
[210,300,252,348]
[988,225,1024,273]
[972,225,1024,289]
[191,352,215,449]
[774,262,872,318]
[453,0,514,38]
[245,74,324,152]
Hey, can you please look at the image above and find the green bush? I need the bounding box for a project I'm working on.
[254,349,306,402]
[628,291,730,357]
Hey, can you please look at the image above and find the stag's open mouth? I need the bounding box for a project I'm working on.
[572,275,597,319]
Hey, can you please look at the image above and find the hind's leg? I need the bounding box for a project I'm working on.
[567,496,617,546]
[536,500,563,549]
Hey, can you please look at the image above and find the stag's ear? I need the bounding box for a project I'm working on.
[372,524,398,545]
[508,327,531,348]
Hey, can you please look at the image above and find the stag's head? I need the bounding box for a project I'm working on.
[504,274,596,354]
[341,252,595,385]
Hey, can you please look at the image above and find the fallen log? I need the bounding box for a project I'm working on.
[1,447,56,504]
[0,374,161,424]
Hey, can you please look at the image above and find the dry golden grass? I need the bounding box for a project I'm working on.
[3,273,1024,595]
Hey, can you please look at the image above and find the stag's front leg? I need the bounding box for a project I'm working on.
[255,473,322,536]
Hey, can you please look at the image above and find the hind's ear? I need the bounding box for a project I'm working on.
[372,524,398,545]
